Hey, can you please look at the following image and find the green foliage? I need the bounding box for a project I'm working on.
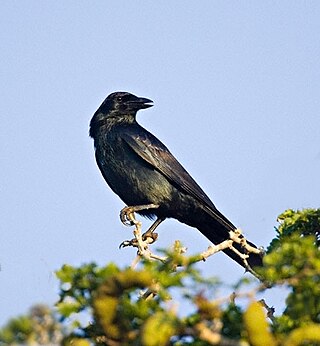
[268,208,320,252]
[0,304,63,345]
[0,315,32,345]
[142,312,179,346]
[243,301,277,346]
[62,337,91,346]
[221,303,243,339]
[1,208,320,345]
[56,243,227,345]
[56,262,120,318]
[260,208,320,341]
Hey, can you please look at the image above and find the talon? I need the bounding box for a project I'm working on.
[119,240,129,248]
[120,207,136,226]
[119,239,138,248]
[142,232,158,244]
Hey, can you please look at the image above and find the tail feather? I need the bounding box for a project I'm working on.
[195,213,263,269]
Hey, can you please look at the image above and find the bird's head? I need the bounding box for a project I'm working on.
[107,92,153,113]
[96,91,153,117]
[90,92,153,137]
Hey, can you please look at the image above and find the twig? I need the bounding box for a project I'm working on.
[129,220,166,268]
[229,229,263,255]
[200,240,234,261]
[260,299,275,321]
[122,212,263,279]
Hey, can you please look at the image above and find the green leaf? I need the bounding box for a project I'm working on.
[244,301,276,346]
[56,301,82,317]
[142,312,178,346]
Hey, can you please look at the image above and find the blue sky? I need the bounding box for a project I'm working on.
[1,1,319,325]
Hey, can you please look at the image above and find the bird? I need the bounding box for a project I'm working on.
[89,91,263,270]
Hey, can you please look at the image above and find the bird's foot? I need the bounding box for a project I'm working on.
[119,216,163,249]
[120,206,137,226]
[119,230,158,249]
[120,204,160,226]
[119,212,164,267]
[119,219,161,265]
[142,229,159,244]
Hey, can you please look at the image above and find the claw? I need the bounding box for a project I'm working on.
[142,232,158,244]
[120,206,136,226]
[119,231,158,250]
[120,204,160,226]
[119,239,137,248]
[118,208,163,258]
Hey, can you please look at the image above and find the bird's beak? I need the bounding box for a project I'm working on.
[127,97,154,110]
[139,97,154,109]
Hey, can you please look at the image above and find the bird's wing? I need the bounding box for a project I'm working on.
[121,127,235,230]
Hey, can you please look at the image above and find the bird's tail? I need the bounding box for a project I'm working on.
[194,209,263,270]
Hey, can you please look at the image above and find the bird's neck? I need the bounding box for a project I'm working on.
[89,112,137,138]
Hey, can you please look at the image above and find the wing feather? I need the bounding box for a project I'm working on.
[121,127,235,230]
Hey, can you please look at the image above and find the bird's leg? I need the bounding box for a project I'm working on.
[120,203,160,226]
[119,217,164,249]
[141,217,164,243]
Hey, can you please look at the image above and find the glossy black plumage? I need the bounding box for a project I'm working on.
[90,92,263,269]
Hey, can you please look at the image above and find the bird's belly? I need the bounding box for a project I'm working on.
[95,143,202,220]
[97,148,174,208]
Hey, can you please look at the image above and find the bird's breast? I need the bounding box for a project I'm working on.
[95,136,174,208]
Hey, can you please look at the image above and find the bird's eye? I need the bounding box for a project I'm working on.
[116,96,122,102]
